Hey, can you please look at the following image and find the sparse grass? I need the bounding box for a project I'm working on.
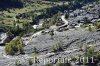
[88,25,97,32]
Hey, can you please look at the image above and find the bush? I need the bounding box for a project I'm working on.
[96,51,100,60]
[85,46,95,57]
[17,44,24,54]
[83,46,100,65]
[96,22,100,30]
[5,36,24,55]
[52,41,63,52]
[5,45,15,55]
[88,25,92,31]
[28,59,33,65]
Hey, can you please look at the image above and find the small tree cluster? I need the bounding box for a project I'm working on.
[5,36,24,55]
[42,12,61,29]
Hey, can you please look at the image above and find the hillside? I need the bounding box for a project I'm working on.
[0,0,100,66]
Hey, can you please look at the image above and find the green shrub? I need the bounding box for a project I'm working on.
[88,25,92,31]
[96,22,100,29]
[28,59,33,65]
[17,44,24,54]
[5,45,15,55]
[85,46,95,57]
[52,41,63,52]
[5,36,24,55]
[96,51,100,60]
[83,46,100,65]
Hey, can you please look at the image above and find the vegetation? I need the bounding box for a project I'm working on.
[88,25,92,31]
[0,1,66,37]
[52,41,63,52]
[5,36,24,55]
[28,59,33,65]
[96,22,100,30]
[42,12,61,29]
[82,46,100,65]
[84,46,95,57]
[96,51,100,60]
[49,30,54,39]
[88,25,96,32]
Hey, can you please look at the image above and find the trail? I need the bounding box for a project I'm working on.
[58,15,69,28]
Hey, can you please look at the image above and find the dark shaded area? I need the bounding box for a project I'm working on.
[0,0,23,9]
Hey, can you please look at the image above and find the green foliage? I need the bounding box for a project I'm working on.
[42,12,61,29]
[5,36,24,55]
[96,51,100,60]
[42,20,50,29]
[85,46,95,57]
[96,22,100,30]
[52,41,63,52]
[17,44,24,53]
[83,46,100,65]
[22,22,38,35]
[5,45,15,55]
[88,25,92,31]
[28,59,33,65]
